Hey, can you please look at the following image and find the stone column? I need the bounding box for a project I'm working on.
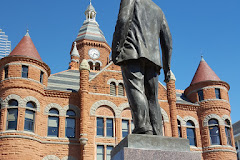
[166,71,178,137]
[79,59,90,160]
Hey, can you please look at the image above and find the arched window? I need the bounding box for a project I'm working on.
[178,120,182,137]
[225,119,232,146]
[110,82,116,96]
[9,99,18,106]
[88,62,93,70]
[186,120,196,146]
[95,62,100,71]
[66,110,76,138]
[118,83,125,96]
[24,101,36,132]
[208,119,221,145]
[7,99,18,130]
[48,108,59,137]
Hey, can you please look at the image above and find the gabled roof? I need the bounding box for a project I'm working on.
[9,30,42,61]
[191,57,220,85]
[47,69,97,92]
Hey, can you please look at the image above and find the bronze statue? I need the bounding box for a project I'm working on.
[112,0,172,135]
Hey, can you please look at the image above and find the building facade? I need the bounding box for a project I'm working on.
[0,29,11,59]
[0,3,237,160]
[233,121,240,160]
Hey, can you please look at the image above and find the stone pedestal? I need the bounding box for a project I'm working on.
[111,134,201,160]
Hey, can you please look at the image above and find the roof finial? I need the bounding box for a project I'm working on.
[25,29,30,37]
[90,0,91,5]
[201,55,205,61]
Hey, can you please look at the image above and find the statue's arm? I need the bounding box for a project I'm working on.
[160,14,172,82]
[112,0,135,55]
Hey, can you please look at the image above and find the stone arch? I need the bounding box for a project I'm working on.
[87,59,94,63]
[63,104,80,117]
[44,103,64,116]
[118,80,124,84]
[107,78,118,85]
[22,96,40,112]
[42,155,60,160]
[183,116,199,128]
[61,156,77,160]
[94,60,102,66]
[161,108,169,123]
[177,115,184,125]
[203,114,223,127]
[222,115,232,125]
[90,100,118,117]
[3,94,23,108]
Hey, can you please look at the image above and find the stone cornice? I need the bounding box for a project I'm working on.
[0,56,51,76]
[185,80,230,96]
[76,39,111,52]
[44,90,78,98]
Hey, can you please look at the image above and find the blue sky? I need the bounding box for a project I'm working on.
[1,0,240,123]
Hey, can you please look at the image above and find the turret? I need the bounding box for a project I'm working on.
[0,30,51,93]
[184,57,236,159]
[69,42,80,70]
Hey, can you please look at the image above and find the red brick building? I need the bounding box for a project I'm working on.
[0,3,237,160]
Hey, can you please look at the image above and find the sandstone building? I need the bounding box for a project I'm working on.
[0,3,237,160]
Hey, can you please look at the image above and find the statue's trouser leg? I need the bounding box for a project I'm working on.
[121,60,152,134]
[144,62,163,135]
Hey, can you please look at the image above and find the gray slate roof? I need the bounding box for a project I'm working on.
[75,21,107,43]
[47,69,96,92]
[233,120,240,136]
[176,92,198,106]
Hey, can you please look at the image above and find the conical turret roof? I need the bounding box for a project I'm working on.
[9,30,42,61]
[71,42,80,57]
[191,57,220,85]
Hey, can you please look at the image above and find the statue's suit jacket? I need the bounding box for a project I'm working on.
[112,0,172,74]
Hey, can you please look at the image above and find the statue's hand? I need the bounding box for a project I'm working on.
[164,69,171,83]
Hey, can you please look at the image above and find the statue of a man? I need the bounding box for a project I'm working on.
[112,0,172,135]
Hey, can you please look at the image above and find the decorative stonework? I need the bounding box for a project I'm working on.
[42,155,60,160]
[182,116,199,128]
[22,96,40,112]
[90,100,118,117]
[161,108,169,123]
[107,78,118,85]
[203,114,224,126]
[222,115,232,125]
[3,94,23,108]
[177,115,184,125]
[63,104,80,117]
[44,103,64,116]
[0,77,46,88]
[5,62,48,75]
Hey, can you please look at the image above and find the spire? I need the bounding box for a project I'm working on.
[71,42,80,57]
[85,1,96,21]
[9,30,42,61]
[25,29,30,37]
[75,3,106,43]
[191,57,220,85]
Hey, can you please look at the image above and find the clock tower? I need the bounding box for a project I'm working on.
[69,2,111,71]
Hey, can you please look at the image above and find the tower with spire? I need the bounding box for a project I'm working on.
[69,2,111,71]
